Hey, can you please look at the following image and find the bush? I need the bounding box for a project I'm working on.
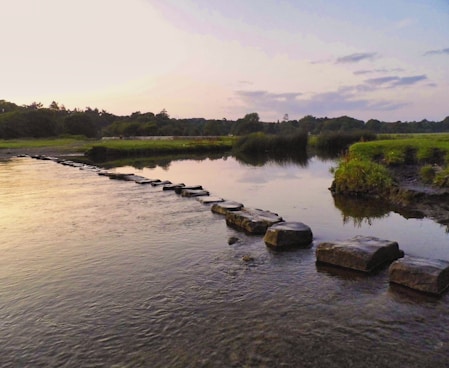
[233,132,308,155]
[331,156,394,196]
[315,131,376,156]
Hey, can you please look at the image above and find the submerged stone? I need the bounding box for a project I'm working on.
[264,222,313,249]
[181,189,210,197]
[225,208,283,235]
[211,201,244,215]
[389,256,449,295]
[316,235,403,273]
[197,196,224,204]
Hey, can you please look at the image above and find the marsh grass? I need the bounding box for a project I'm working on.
[232,132,308,155]
[331,156,394,196]
[333,133,449,193]
[314,131,376,156]
[349,134,449,165]
[86,137,235,160]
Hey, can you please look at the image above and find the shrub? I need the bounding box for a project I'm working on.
[315,131,376,156]
[331,156,394,196]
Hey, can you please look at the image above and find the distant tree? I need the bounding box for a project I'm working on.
[231,112,263,135]
[156,108,169,121]
[27,102,43,110]
[49,101,60,110]
[64,113,97,137]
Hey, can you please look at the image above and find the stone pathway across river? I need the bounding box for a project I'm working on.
[24,154,449,297]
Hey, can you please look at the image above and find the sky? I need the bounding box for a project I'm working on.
[1,0,448,122]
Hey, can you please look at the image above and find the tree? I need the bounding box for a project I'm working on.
[231,113,263,135]
[64,113,97,137]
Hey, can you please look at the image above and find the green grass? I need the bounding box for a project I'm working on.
[86,137,236,160]
[331,156,395,196]
[349,133,449,165]
[93,137,235,150]
[332,133,449,194]
[0,138,95,153]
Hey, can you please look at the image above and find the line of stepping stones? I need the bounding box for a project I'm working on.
[27,154,449,296]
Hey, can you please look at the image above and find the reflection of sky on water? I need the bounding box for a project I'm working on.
[121,155,449,261]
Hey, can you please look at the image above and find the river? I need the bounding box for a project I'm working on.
[1,155,448,367]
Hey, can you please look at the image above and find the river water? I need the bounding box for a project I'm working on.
[1,155,449,367]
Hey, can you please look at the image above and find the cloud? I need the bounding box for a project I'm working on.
[353,68,404,75]
[424,48,449,56]
[365,74,427,88]
[336,52,378,64]
[234,86,406,120]
[238,80,254,85]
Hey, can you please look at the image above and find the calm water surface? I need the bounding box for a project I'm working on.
[1,156,449,367]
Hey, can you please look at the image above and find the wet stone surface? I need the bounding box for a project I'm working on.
[264,221,313,250]
[225,208,283,235]
[316,235,404,273]
[389,256,449,295]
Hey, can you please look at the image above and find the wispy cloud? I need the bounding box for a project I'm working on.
[353,68,404,75]
[365,74,427,88]
[424,48,449,56]
[234,86,406,119]
[336,52,377,64]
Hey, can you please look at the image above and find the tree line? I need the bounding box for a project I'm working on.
[1,99,448,139]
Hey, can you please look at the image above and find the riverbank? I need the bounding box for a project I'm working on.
[330,134,449,227]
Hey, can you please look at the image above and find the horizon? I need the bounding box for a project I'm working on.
[2,0,448,122]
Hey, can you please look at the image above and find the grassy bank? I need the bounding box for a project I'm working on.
[86,137,235,161]
[0,138,93,151]
[331,133,449,197]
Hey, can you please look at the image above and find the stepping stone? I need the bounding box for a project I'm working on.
[101,172,134,180]
[316,235,403,273]
[181,189,210,197]
[135,178,155,184]
[151,180,172,186]
[389,257,449,295]
[264,222,313,249]
[174,185,203,194]
[211,201,244,215]
[163,183,185,191]
[225,208,283,235]
[122,174,147,182]
[197,196,224,204]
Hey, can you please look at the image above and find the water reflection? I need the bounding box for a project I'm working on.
[233,150,309,167]
[332,194,391,227]
[89,152,229,170]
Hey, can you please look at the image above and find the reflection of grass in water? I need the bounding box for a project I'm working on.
[89,152,230,170]
[234,151,309,167]
[332,195,391,227]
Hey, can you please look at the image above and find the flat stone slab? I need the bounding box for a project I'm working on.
[316,235,403,273]
[123,174,148,182]
[151,180,172,186]
[389,257,449,295]
[211,201,244,215]
[197,196,224,204]
[104,172,135,180]
[225,208,283,235]
[181,189,210,197]
[264,222,313,249]
[174,185,203,194]
[162,183,185,191]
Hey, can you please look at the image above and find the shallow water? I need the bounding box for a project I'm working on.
[1,156,449,367]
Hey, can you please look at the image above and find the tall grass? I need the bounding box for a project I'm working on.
[232,132,308,155]
[314,131,376,156]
